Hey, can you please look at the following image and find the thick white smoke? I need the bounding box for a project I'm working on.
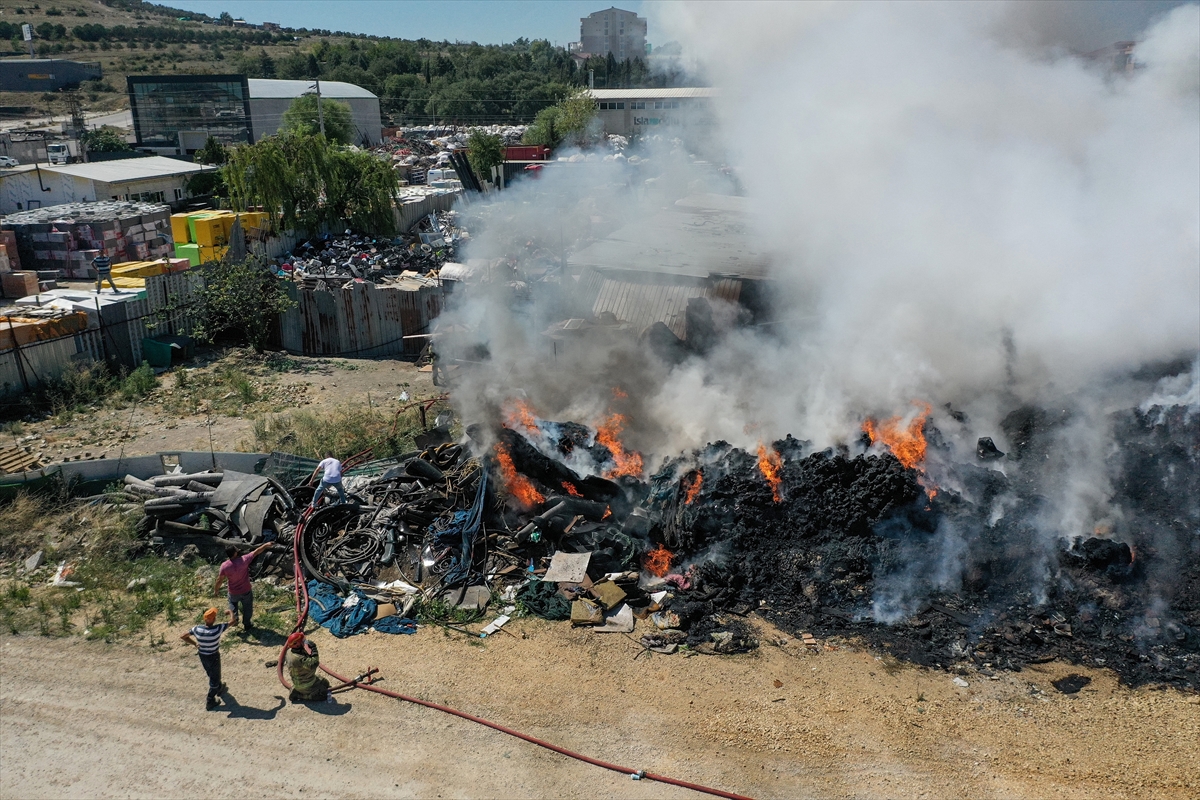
[446,2,1198,573]
[649,1,1199,447]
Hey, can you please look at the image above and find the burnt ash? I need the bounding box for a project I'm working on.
[638,411,1199,689]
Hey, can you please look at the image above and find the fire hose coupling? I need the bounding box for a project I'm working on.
[631,770,645,780]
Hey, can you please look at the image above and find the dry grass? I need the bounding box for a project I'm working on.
[252,400,447,460]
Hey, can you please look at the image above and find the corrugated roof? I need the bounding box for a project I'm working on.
[569,194,770,280]
[42,156,214,184]
[248,78,377,100]
[588,88,716,100]
[578,268,742,339]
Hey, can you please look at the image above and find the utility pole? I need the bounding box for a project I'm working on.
[314,79,325,138]
[65,90,86,163]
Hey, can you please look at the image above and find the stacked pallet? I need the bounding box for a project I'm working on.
[0,201,173,278]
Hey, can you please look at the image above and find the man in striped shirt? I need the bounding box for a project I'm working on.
[92,254,119,293]
[180,607,233,710]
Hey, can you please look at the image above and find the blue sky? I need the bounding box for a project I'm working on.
[158,1,648,47]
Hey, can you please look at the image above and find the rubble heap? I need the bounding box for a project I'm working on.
[281,211,463,285]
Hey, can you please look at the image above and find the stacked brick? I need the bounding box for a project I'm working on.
[0,201,173,279]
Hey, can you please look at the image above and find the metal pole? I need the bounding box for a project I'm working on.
[6,317,30,394]
[315,79,326,139]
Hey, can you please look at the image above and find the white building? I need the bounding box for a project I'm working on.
[0,157,215,215]
[588,88,716,137]
[579,7,647,61]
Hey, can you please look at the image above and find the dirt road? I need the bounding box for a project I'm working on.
[3,618,1197,799]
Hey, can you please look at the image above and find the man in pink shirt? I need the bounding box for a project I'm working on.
[214,542,273,632]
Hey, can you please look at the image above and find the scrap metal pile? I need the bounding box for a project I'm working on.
[377,125,528,180]
[120,470,298,579]
[281,212,463,284]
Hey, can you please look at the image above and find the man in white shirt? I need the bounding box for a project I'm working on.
[308,452,347,510]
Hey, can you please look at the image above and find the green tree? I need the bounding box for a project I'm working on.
[224,130,398,236]
[237,48,276,78]
[186,137,228,198]
[81,125,128,152]
[194,136,228,166]
[466,130,504,184]
[522,91,596,150]
[281,94,354,145]
[195,255,294,352]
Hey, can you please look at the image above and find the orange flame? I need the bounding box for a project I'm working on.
[644,543,674,577]
[682,470,703,505]
[596,412,644,479]
[612,387,628,400]
[863,403,937,497]
[493,442,544,509]
[503,399,541,435]
[561,481,582,497]
[757,444,784,503]
[862,404,931,470]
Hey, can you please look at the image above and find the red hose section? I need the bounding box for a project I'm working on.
[278,508,753,800]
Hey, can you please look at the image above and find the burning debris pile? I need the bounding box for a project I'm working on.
[455,386,1197,687]
[280,212,462,284]
[99,376,1195,688]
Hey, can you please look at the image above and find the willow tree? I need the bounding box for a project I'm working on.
[522,91,598,150]
[224,131,398,235]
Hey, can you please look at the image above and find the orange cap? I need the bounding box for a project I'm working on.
[203,607,218,624]
[286,632,306,650]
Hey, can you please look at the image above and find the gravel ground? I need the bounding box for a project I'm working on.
[2,614,1197,799]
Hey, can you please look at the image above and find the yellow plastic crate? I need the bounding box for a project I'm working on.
[170,214,192,244]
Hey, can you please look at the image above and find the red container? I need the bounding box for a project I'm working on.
[504,145,549,161]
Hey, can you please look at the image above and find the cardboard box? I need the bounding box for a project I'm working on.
[2,271,39,299]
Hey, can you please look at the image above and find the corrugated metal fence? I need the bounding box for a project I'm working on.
[0,328,102,397]
[279,277,443,358]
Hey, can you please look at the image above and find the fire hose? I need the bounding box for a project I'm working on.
[278,509,754,800]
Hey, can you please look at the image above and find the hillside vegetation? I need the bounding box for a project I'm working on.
[2,0,686,125]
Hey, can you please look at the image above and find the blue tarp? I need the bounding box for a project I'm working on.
[306,580,417,638]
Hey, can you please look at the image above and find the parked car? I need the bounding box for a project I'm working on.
[0,156,19,168]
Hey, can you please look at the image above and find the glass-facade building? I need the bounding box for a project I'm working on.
[128,75,252,150]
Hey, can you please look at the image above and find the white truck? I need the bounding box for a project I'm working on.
[46,143,70,165]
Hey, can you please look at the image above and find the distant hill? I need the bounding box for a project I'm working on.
[1,0,687,127]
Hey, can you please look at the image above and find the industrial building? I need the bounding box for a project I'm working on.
[245,79,382,146]
[587,88,717,137]
[0,58,102,92]
[127,76,382,155]
[0,157,216,216]
[578,7,647,60]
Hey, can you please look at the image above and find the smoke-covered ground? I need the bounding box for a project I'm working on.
[439,2,1199,685]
